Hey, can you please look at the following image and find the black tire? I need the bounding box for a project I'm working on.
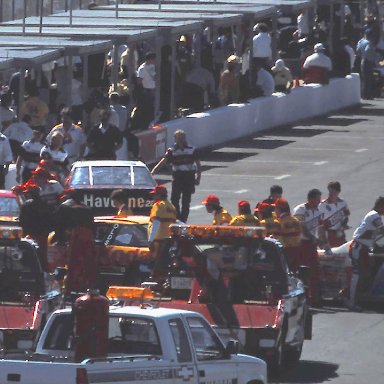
[283,342,303,367]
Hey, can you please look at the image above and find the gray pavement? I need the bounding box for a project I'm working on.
[153,97,384,383]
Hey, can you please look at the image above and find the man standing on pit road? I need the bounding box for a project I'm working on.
[275,198,302,273]
[151,130,201,223]
[293,188,327,305]
[319,181,350,247]
[348,197,384,310]
[148,185,177,278]
[202,195,232,225]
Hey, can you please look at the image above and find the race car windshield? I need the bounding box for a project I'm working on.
[0,197,19,216]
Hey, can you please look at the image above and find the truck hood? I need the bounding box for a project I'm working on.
[159,302,280,328]
[0,305,34,329]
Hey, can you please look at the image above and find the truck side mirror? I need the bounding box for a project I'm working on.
[225,339,239,355]
[298,265,311,286]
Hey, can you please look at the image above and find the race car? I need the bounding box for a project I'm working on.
[154,224,312,374]
[65,160,156,216]
[0,190,19,225]
[318,236,384,304]
[0,226,61,351]
[47,216,154,292]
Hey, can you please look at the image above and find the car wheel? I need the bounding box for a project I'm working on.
[283,342,303,367]
[268,334,284,377]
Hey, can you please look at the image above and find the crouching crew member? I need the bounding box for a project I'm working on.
[275,198,302,272]
[230,200,260,226]
[148,185,177,278]
[348,197,384,310]
[255,202,280,237]
[202,195,232,225]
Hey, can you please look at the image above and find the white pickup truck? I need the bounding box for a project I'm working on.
[0,305,267,384]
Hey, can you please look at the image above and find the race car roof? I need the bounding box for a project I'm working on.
[71,160,149,168]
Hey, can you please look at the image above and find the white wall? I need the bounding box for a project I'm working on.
[162,74,361,149]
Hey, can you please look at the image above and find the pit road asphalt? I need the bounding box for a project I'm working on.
[153,98,384,383]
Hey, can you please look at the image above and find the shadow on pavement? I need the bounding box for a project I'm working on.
[272,360,339,383]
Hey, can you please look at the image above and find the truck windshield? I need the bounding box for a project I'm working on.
[43,315,162,356]
[0,244,40,302]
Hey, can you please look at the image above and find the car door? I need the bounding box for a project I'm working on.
[184,316,238,384]
[168,318,199,384]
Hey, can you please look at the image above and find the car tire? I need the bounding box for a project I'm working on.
[283,342,303,367]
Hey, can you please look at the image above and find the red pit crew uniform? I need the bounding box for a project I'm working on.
[319,197,350,247]
[349,210,384,306]
[293,203,323,303]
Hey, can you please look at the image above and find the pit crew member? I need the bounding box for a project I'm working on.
[256,202,280,237]
[202,195,232,225]
[229,200,260,226]
[275,198,302,272]
[318,181,350,247]
[148,185,177,277]
[111,189,133,217]
[348,196,384,310]
[293,188,326,305]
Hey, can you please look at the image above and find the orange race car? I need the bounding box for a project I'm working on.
[47,216,154,292]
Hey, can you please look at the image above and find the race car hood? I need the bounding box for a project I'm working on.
[159,302,281,328]
[0,305,34,330]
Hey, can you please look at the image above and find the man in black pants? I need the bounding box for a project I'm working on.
[151,130,201,223]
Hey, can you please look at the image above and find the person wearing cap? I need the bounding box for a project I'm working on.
[111,189,133,217]
[302,43,332,85]
[16,129,44,183]
[176,35,193,82]
[46,107,86,166]
[152,130,201,223]
[19,186,53,272]
[318,181,350,247]
[271,59,293,93]
[256,202,280,237]
[148,185,177,277]
[293,189,327,305]
[347,197,384,310]
[252,23,272,69]
[0,130,13,189]
[229,200,260,226]
[202,195,232,226]
[148,185,177,243]
[219,55,240,105]
[275,198,302,272]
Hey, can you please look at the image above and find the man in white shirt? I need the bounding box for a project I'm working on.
[46,107,86,165]
[252,23,272,69]
[109,92,127,132]
[0,132,13,189]
[4,114,33,160]
[254,64,275,97]
[348,197,384,310]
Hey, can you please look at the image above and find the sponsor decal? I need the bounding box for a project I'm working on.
[82,194,152,209]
